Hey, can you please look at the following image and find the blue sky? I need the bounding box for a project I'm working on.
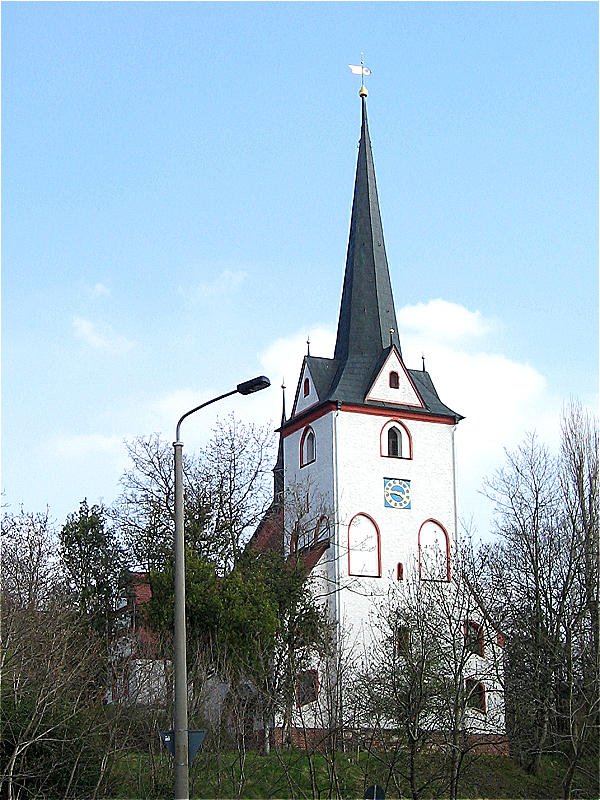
[2,1,598,535]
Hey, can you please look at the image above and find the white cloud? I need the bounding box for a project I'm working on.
[52,433,124,459]
[259,326,336,393]
[398,299,495,343]
[72,317,134,354]
[92,282,111,297]
[187,269,247,301]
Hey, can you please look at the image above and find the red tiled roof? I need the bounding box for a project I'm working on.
[295,541,330,573]
[247,507,283,555]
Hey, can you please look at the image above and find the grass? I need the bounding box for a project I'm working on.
[108,748,599,799]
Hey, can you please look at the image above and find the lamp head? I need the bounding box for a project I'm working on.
[236,375,271,395]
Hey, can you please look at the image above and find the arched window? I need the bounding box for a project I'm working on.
[465,620,484,656]
[465,678,486,713]
[389,371,400,389]
[348,513,381,577]
[381,420,412,459]
[303,377,310,397]
[300,426,316,467]
[418,519,450,582]
[388,427,400,457]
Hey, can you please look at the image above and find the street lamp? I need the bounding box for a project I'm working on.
[172,375,270,800]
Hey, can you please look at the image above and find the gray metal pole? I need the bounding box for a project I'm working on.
[170,377,269,799]
[173,440,189,800]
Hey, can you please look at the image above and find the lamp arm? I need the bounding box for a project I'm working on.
[175,389,237,442]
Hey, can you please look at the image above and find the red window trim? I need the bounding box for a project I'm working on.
[389,371,400,389]
[396,562,404,581]
[299,426,316,467]
[347,512,382,578]
[303,377,310,397]
[465,619,485,657]
[380,419,413,459]
[418,519,451,582]
[465,678,487,713]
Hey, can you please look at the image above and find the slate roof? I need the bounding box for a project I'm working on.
[286,94,462,426]
[333,96,401,369]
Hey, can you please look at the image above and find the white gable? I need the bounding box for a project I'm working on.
[293,362,319,415]
[366,349,423,407]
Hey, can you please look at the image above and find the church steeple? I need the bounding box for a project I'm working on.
[286,90,461,423]
[333,94,401,370]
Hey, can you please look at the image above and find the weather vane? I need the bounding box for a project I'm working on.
[348,53,371,97]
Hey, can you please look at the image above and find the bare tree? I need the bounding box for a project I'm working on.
[197,414,275,573]
[477,403,598,794]
[112,415,275,575]
[1,508,59,610]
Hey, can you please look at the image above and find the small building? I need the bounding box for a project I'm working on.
[106,570,169,706]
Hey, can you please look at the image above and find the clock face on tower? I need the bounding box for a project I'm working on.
[383,478,411,509]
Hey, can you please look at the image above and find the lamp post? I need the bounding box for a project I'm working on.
[172,375,270,800]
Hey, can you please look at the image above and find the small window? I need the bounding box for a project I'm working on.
[303,377,310,397]
[465,679,486,713]
[396,562,404,581]
[296,669,319,706]
[300,427,316,467]
[388,427,400,457]
[465,621,484,657]
[389,371,400,389]
[395,625,411,657]
[381,420,412,459]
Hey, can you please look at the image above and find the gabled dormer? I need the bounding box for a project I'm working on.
[293,360,319,416]
[366,346,424,407]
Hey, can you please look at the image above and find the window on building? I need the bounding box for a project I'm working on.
[465,678,486,713]
[389,371,400,389]
[395,625,411,657]
[300,426,316,467]
[418,520,450,582]
[388,427,400,457]
[303,377,310,397]
[348,513,381,577]
[465,620,484,657]
[381,420,412,459]
[296,669,319,706]
[396,562,404,581]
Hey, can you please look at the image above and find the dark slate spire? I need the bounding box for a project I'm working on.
[333,94,401,370]
[286,91,462,424]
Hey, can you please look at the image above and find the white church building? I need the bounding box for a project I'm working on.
[253,86,507,751]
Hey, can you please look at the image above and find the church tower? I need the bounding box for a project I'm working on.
[281,89,462,629]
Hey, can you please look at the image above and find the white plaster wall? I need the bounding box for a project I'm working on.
[282,405,504,738]
[283,412,335,555]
